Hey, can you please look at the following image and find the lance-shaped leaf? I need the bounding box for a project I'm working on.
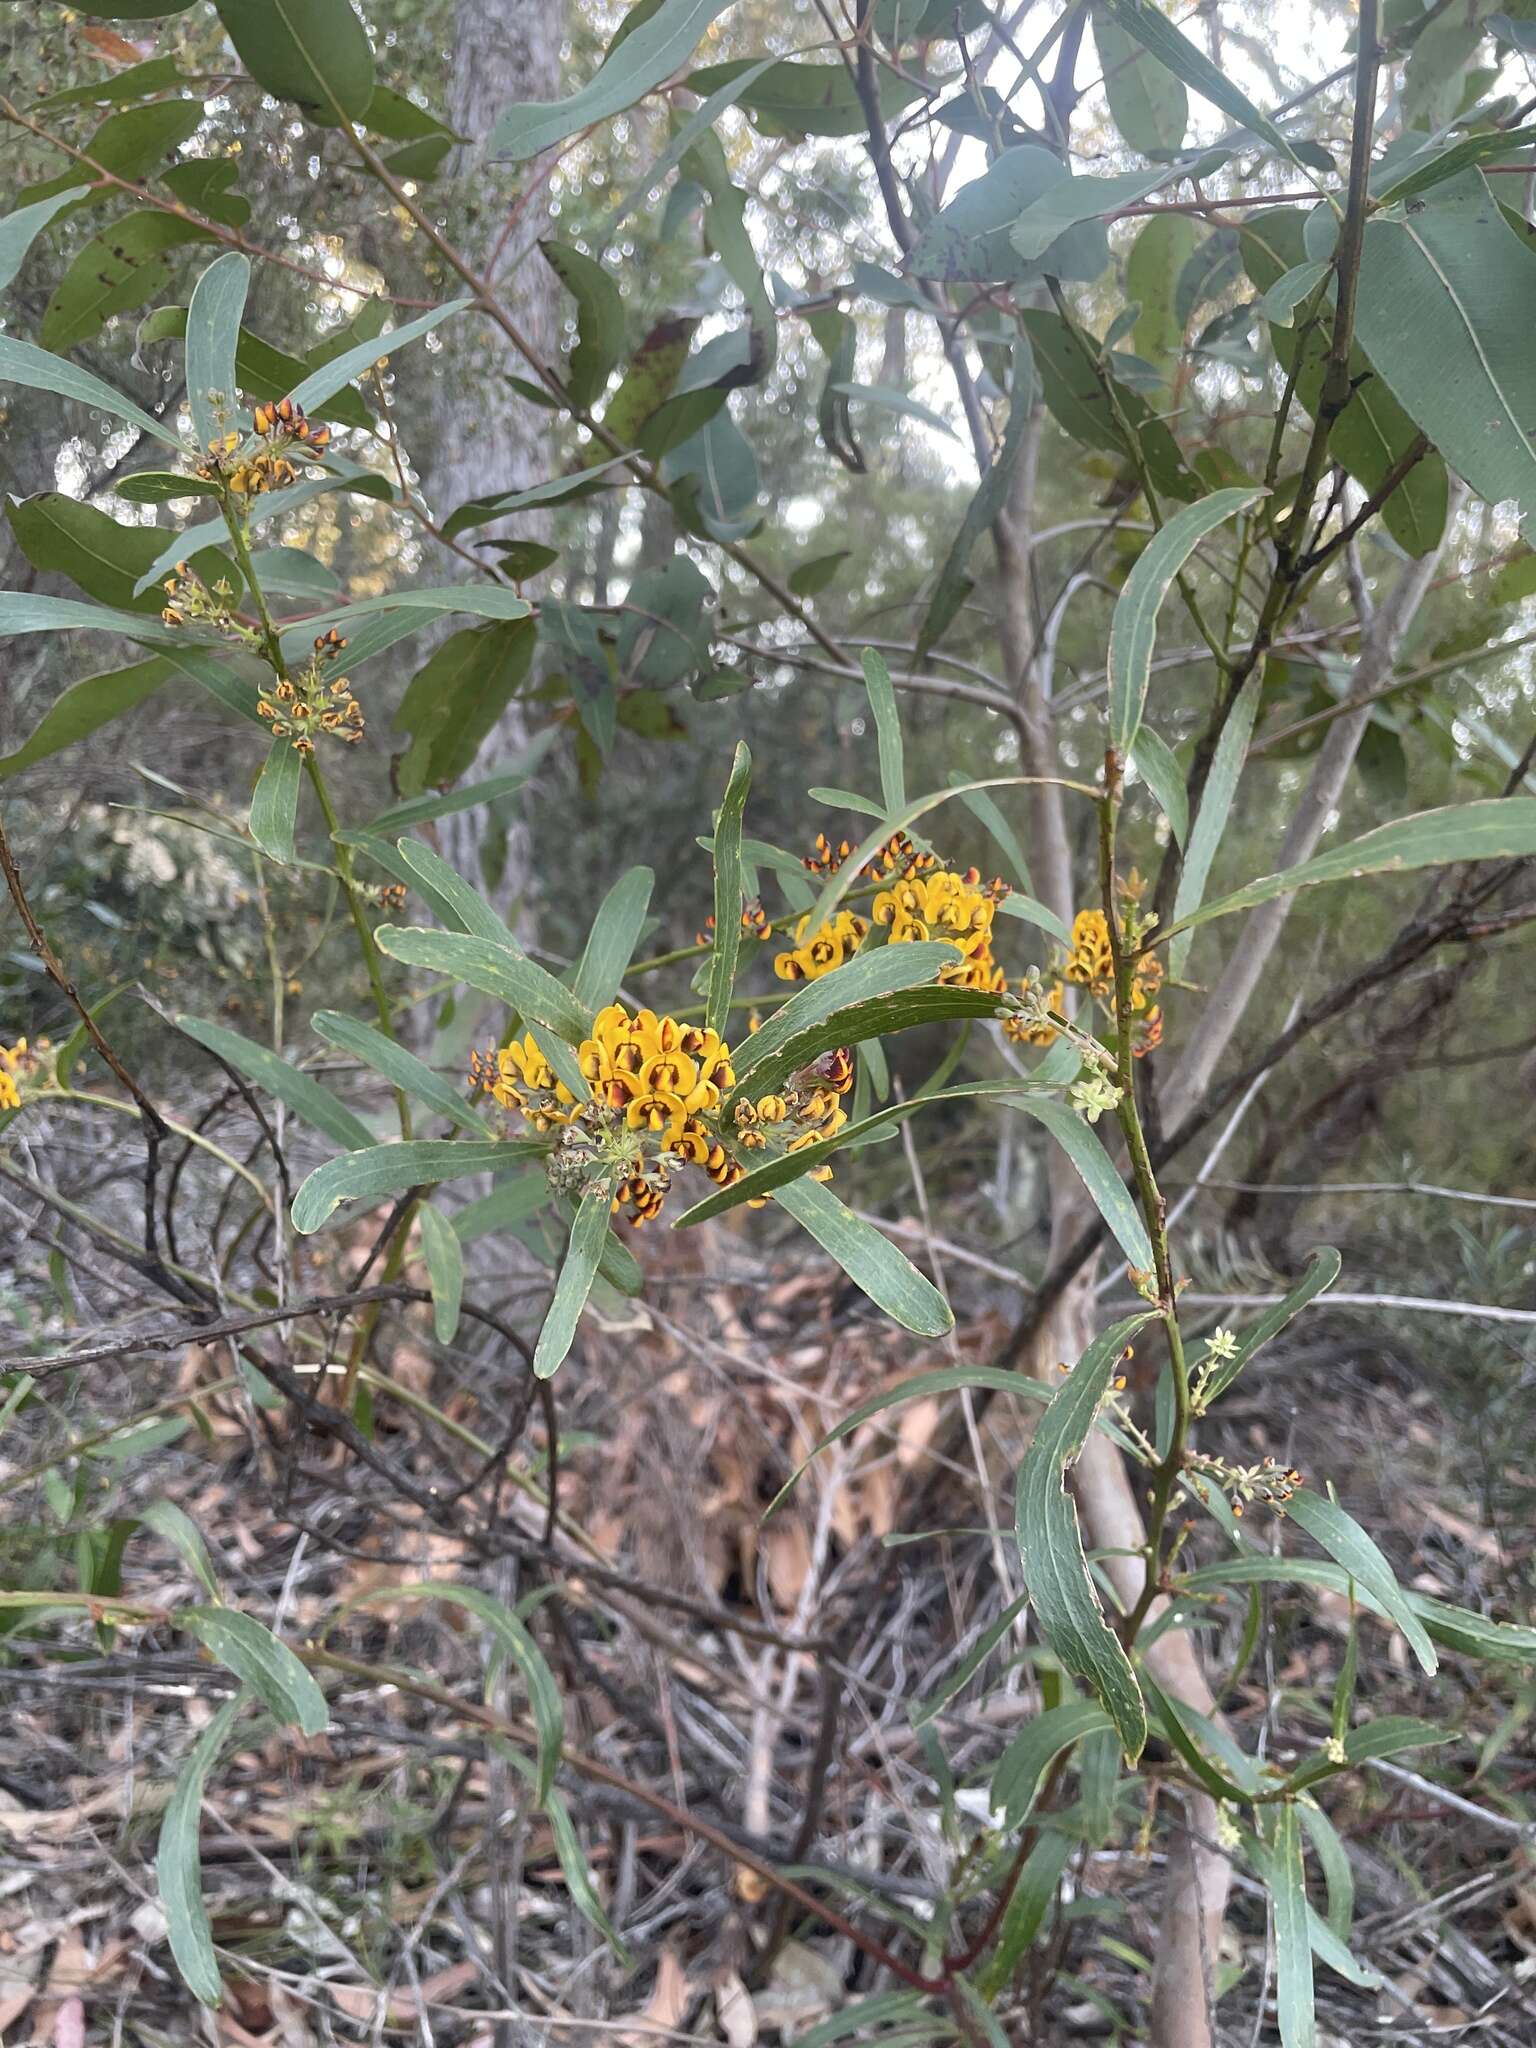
[769,1364,1055,1514]
[417,1202,464,1343]
[918,352,1034,655]
[861,648,906,813]
[1092,3,1186,153]
[0,333,182,446]
[1009,164,1184,263]
[388,838,517,943]
[1239,208,1447,558]
[178,1607,328,1733]
[0,658,173,780]
[0,188,90,294]
[990,1700,1112,1826]
[311,1011,493,1135]
[776,1175,952,1337]
[1098,0,1301,167]
[705,742,751,1037]
[175,1015,373,1151]
[1198,1247,1341,1407]
[393,618,536,794]
[441,455,633,537]
[687,55,929,137]
[157,1694,242,2008]
[534,1182,614,1379]
[1108,487,1262,757]
[675,1081,1046,1228]
[248,739,302,866]
[41,211,217,353]
[7,493,237,617]
[489,0,736,160]
[291,1139,535,1234]
[541,240,625,410]
[907,145,1111,284]
[284,298,469,414]
[727,947,979,1105]
[1129,727,1188,846]
[1019,307,1201,502]
[1161,797,1536,941]
[1283,1490,1436,1674]
[374,926,592,1044]
[1169,666,1261,973]
[571,866,654,1010]
[184,251,250,453]
[214,0,375,123]
[137,1500,221,1601]
[1015,1311,1157,1760]
[1008,1097,1154,1273]
[1263,1803,1315,2048]
[1350,170,1536,535]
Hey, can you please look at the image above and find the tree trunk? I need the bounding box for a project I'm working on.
[426,0,565,927]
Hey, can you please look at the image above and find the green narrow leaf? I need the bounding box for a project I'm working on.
[310,1011,491,1135]
[860,648,906,813]
[1126,212,1197,371]
[374,926,592,1045]
[913,1591,1032,1727]
[728,941,964,1100]
[1169,667,1261,975]
[920,369,1037,656]
[1267,1803,1316,2048]
[175,1014,373,1151]
[775,1175,953,1338]
[343,1583,562,1802]
[417,1203,464,1343]
[1008,1097,1154,1273]
[991,1699,1111,1826]
[494,1743,628,1956]
[534,1182,614,1379]
[1283,1491,1436,1675]
[1162,797,1536,941]
[453,1170,551,1244]
[790,1993,938,2048]
[389,838,517,944]
[0,333,181,446]
[1099,0,1301,166]
[1259,258,1332,327]
[1240,208,1447,558]
[597,53,781,245]
[1199,1247,1341,1407]
[1109,488,1262,757]
[571,866,654,1010]
[0,657,173,781]
[184,251,250,453]
[1092,4,1187,153]
[675,1080,1044,1228]
[0,187,90,292]
[705,741,752,1037]
[1015,1311,1157,1760]
[1297,1799,1354,1944]
[178,1607,328,1733]
[541,240,626,409]
[1129,727,1188,846]
[284,298,469,413]
[248,739,302,865]
[733,980,999,1113]
[977,1830,1074,1998]
[364,737,555,832]
[291,1139,531,1234]
[1351,172,1536,534]
[769,1364,1054,1514]
[138,1499,221,1600]
[489,0,736,159]
[950,771,1037,896]
[157,1694,242,2007]
[214,0,375,123]
[41,211,218,353]
[1009,165,1184,263]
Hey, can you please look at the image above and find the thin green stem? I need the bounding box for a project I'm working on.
[1096,763,1191,1646]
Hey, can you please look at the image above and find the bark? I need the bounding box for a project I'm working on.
[426,0,565,925]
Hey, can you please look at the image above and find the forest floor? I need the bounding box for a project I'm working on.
[1,1144,1534,2048]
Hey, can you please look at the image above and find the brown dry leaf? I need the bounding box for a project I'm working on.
[716,1970,756,2048]
[763,1520,811,1611]
[79,26,148,63]
[629,1946,689,2042]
